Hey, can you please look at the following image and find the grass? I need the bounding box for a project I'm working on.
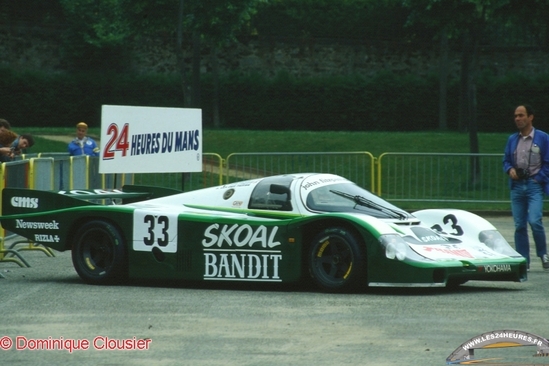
[19,128,514,212]
[21,128,511,156]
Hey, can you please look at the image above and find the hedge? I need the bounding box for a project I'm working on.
[1,66,548,133]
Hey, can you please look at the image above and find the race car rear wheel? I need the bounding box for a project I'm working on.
[308,227,366,292]
[71,220,127,284]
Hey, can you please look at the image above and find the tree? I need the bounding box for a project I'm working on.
[59,0,134,71]
[59,0,263,116]
[187,0,266,124]
[128,0,264,122]
[404,0,518,185]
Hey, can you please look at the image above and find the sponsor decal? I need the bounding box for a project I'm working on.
[59,189,124,195]
[301,176,349,191]
[202,224,283,281]
[420,234,449,243]
[423,245,474,258]
[410,243,507,260]
[215,181,256,190]
[411,227,451,244]
[34,234,60,243]
[16,219,59,230]
[202,224,281,248]
[204,252,282,281]
[11,197,38,209]
[447,329,549,364]
[482,264,512,273]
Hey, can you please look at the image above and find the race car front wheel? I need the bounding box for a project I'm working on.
[71,220,127,285]
[308,227,366,292]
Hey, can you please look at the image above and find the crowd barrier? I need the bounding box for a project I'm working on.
[0,154,131,268]
[376,152,509,204]
[0,150,510,269]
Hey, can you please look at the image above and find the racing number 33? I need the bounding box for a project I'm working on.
[143,214,169,247]
[132,210,178,253]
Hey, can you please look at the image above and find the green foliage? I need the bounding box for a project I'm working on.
[252,0,413,41]
[0,67,182,128]
[58,0,134,71]
[0,0,64,25]
[54,0,266,70]
[60,0,132,47]
[2,67,549,133]
[19,128,509,157]
[210,70,443,131]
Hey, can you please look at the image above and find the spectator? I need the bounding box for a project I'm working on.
[0,132,34,161]
[503,104,549,271]
[0,129,19,161]
[0,118,11,132]
[68,122,100,156]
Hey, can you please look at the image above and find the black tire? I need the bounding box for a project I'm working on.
[71,220,127,284]
[308,227,366,292]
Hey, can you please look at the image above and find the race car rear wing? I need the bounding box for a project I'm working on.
[1,185,182,217]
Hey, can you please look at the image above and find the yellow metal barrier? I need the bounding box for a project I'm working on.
[6,158,56,258]
[376,152,508,203]
[0,161,31,268]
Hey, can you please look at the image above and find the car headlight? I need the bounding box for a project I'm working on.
[479,230,520,257]
[379,234,408,261]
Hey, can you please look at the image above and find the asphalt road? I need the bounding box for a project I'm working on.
[1,215,548,366]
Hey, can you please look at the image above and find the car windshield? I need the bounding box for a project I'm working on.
[304,182,411,219]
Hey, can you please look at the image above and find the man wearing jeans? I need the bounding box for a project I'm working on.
[503,104,549,270]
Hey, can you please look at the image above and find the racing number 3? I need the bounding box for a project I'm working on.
[431,214,464,236]
[143,215,170,247]
[103,123,130,159]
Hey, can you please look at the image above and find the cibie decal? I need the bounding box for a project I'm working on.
[202,224,281,248]
[446,329,549,364]
[11,197,38,209]
[132,209,178,253]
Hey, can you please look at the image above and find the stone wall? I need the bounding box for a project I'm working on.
[1,28,548,79]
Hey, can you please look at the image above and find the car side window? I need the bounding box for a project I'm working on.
[249,177,293,211]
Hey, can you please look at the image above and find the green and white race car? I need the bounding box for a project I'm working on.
[1,173,527,292]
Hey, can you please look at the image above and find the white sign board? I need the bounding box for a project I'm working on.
[99,105,202,174]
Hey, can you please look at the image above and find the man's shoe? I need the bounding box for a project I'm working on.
[542,254,549,270]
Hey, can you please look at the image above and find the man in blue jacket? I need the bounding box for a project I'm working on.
[503,104,549,271]
[68,122,99,157]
